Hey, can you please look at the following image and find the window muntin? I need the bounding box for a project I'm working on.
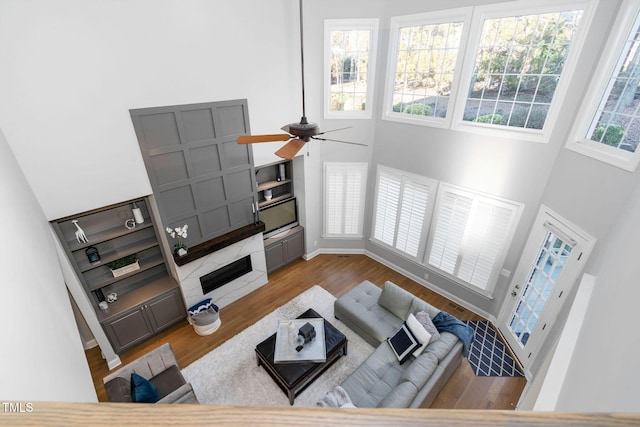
[462,10,583,131]
[392,21,465,119]
[371,166,437,259]
[325,19,378,119]
[323,162,368,238]
[567,0,640,171]
[384,9,471,127]
[383,1,594,141]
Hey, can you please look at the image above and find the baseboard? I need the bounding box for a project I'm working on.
[83,339,98,350]
[107,355,122,370]
[302,248,494,321]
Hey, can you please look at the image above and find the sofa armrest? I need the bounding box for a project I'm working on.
[103,343,178,385]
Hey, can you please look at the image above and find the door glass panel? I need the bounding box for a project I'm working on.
[508,231,572,347]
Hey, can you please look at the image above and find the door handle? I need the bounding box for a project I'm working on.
[511,284,521,297]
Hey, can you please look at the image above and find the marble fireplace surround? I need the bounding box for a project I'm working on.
[173,222,268,309]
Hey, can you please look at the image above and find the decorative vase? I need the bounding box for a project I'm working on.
[177,247,187,256]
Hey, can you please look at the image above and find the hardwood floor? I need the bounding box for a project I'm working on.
[85,254,526,408]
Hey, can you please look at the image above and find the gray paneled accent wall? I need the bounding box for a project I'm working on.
[130,99,257,247]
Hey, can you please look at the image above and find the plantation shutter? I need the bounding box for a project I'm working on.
[324,162,368,237]
[428,190,472,274]
[457,201,513,290]
[373,171,401,246]
[372,165,437,259]
[427,184,522,292]
[325,165,344,235]
[395,180,431,257]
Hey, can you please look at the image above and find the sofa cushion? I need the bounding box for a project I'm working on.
[402,352,438,389]
[149,365,186,400]
[409,298,441,319]
[378,281,414,320]
[387,323,420,364]
[104,377,132,402]
[422,331,458,362]
[131,373,159,403]
[341,343,405,408]
[377,381,418,408]
[334,280,401,345]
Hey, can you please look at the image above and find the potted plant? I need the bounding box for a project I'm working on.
[107,254,140,277]
[166,224,188,256]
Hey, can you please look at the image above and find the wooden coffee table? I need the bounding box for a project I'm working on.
[255,308,348,405]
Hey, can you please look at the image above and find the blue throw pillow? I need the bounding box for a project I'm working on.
[131,373,159,403]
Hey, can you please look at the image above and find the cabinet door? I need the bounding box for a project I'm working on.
[146,288,186,332]
[265,241,286,273]
[284,229,305,263]
[103,307,153,354]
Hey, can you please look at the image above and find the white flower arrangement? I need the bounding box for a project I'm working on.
[166,224,189,254]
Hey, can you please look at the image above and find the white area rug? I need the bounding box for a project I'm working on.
[181,285,375,407]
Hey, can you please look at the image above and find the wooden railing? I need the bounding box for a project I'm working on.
[2,403,639,426]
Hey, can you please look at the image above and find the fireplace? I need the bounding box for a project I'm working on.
[173,233,268,309]
[200,255,252,294]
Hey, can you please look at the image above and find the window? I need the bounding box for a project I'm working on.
[323,162,368,238]
[426,183,523,294]
[384,1,595,142]
[324,19,378,119]
[383,9,471,128]
[371,165,438,259]
[567,0,640,171]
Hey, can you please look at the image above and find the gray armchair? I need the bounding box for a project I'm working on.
[103,343,198,404]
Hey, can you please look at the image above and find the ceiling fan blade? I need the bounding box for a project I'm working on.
[311,136,368,147]
[274,138,306,160]
[315,126,352,136]
[237,134,292,144]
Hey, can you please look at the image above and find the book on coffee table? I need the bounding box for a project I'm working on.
[273,318,326,363]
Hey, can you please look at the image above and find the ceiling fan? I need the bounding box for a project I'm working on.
[236,0,366,160]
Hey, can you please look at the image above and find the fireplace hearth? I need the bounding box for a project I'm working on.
[200,255,252,294]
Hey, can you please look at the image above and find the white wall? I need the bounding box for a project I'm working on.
[0,129,96,402]
[0,0,301,220]
[551,173,640,413]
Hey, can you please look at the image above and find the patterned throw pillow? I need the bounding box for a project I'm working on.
[415,311,441,342]
[387,323,420,364]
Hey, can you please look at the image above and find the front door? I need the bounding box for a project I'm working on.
[498,206,595,374]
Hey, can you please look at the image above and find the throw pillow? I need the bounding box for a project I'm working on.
[316,385,353,407]
[387,323,419,364]
[131,373,159,403]
[406,313,432,357]
[415,311,441,342]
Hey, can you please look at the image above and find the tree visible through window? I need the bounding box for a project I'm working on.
[392,21,465,119]
[325,19,378,118]
[463,10,583,129]
[586,11,640,154]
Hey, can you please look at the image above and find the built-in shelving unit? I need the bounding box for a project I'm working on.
[256,160,293,208]
[255,160,305,272]
[52,197,186,354]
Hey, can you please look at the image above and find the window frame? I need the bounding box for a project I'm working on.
[370,165,438,262]
[382,0,597,143]
[323,162,368,239]
[382,8,473,129]
[566,0,640,171]
[324,18,379,119]
[424,183,524,296]
[451,0,595,143]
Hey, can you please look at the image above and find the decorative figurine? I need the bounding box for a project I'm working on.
[72,219,88,243]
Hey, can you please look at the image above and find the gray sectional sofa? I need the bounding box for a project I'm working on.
[332,280,464,408]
